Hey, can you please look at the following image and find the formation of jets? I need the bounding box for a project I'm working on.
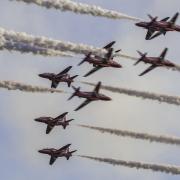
[37,12,179,165]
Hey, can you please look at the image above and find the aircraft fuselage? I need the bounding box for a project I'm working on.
[35,116,69,127]
[75,91,111,101]
[39,73,73,83]
[136,21,180,32]
[87,57,122,68]
[38,148,68,157]
[142,57,175,67]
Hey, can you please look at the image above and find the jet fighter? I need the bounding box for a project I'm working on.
[38,144,77,165]
[78,41,114,66]
[135,48,175,76]
[68,81,111,111]
[83,48,122,77]
[136,12,180,40]
[78,41,120,66]
[39,66,78,88]
[35,112,74,134]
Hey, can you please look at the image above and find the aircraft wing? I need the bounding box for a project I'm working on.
[57,66,72,76]
[139,64,157,76]
[93,81,101,93]
[59,144,71,151]
[51,80,59,88]
[170,12,179,24]
[103,41,116,49]
[46,124,55,134]
[84,66,103,77]
[75,99,91,111]
[160,17,170,22]
[55,112,68,120]
[149,31,165,40]
[159,48,168,60]
[49,155,57,165]
[145,29,155,40]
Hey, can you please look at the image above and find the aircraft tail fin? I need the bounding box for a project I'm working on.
[62,119,74,129]
[170,12,179,25]
[135,51,147,65]
[66,150,77,160]
[78,53,92,66]
[68,86,80,100]
[67,75,78,87]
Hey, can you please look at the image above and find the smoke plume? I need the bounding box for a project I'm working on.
[83,82,180,106]
[79,124,180,146]
[0,80,65,93]
[79,155,180,175]
[0,27,105,56]
[0,36,74,57]
[12,0,141,21]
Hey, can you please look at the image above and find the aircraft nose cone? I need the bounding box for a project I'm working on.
[39,73,46,78]
[34,118,41,122]
[135,22,141,27]
[105,96,112,101]
[117,64,122,68]
[38,150,44,153]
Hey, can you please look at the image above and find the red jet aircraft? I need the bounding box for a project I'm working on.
[136,13,180,40]
[135,48,175,76]
[68,82,111,111]
[35,112,74,134]
[78,41,122,77]
[39,66,78,88]
[39,144,77,165]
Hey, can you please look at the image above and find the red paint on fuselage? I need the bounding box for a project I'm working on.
[39,73,73,83]
[136,21,180,32]
[142,57,175,67]
[75,91,111,101]
[38,148,69,157]
[86,56,122,68]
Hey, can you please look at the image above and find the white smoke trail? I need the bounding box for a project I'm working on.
[83,82,180,106]
[0,36,74,57]
[0,80,65,93]
[79,124,180,146]
[0,27,105,56]
[12,0,142,21]
[115,53,138,61]
[79,155,180,175]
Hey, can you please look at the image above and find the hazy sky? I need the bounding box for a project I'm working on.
[1,0,180,180]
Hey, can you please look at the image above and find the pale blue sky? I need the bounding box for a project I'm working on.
[0,0,180,180]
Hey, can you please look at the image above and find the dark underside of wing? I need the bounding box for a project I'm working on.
[146,29,155,40]
[46,124,54,134]
[84,66,102,77]
[75,99,91,111]
[57,66,72,76]
[55,112,68,120]
[139,64,157,76]
[51,80,59,88]
[49,156,57,165]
